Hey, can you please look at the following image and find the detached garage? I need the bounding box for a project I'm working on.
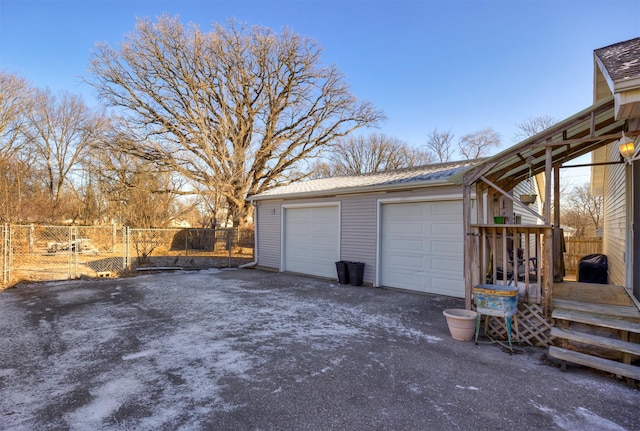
[248,161,479,298]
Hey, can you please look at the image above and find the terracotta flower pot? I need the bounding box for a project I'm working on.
[443,309,478,341]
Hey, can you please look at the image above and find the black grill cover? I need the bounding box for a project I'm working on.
[577,254,608,284]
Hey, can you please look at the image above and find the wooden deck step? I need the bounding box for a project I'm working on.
[553,282,634,306]
[553,299,640,319]
[552,308,640,334]
[548,346,640,381]
[550,327,640,356]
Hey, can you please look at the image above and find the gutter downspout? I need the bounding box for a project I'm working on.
[238,201,258,268]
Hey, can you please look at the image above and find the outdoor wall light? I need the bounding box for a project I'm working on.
[618,132,640,164]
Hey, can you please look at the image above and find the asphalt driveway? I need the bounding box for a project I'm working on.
[0,269,638,430]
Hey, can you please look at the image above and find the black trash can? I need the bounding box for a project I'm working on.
[578,253,608,284]
[335,261,350,284]
[347,262,365,286]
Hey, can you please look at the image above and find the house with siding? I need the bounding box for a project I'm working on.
[249,37,640,385]
[456,37,640,384]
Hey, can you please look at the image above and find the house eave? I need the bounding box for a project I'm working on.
[613,76,640,93]
[452,96,625,191]
[248,179,456,202]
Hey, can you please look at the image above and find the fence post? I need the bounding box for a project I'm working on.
[228,228,232,268]
[112,222,117,252]
[28,224,35,254]
[2,224,8,284]
[72,226,79,279]
[123,227,129,271]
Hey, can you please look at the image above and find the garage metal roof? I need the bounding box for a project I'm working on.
[249,159,481,201]
[451,96,627,191]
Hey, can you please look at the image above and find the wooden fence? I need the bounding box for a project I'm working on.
[563,237,603,275]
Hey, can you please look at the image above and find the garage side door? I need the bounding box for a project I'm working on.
[284,205,340,278]
[380,200,464,297]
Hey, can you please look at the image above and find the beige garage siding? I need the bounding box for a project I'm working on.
[254,185,465,287]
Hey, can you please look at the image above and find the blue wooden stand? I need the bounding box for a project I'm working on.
[472,284,520,351]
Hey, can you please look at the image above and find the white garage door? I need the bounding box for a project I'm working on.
[284,205,340,278]
[380,200,464,297]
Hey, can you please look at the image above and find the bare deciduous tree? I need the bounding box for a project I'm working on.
[0,71,34,156]
[93,133,182,228]
[513,115,557,142]
[0,72,39,222]
[313,133,433,178]
[562,183,603,237]
[514,114,566,216]
[424,128,454,163]
[26,89,107,221]
[308,160,333,179]
[458,127,500,159]
[87,16,384,226]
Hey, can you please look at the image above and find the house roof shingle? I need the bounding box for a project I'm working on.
[249,159,482,201]
[594,37,640,83]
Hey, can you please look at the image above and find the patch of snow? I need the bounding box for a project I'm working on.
[0,368,16,378]
[198,268,221,274]
[121,350,156,361]
[65,377,144,430]
[530,402,626,431]
[1,270,633,430]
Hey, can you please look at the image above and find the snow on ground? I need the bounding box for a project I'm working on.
[0,270,447,430]
[0,270,638,430]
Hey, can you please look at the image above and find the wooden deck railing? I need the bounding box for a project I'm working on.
[471,224,553,306]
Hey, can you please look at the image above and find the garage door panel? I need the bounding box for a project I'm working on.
[389,238,424,252]
[430,227,460,237]
[391,255,426,268]
[430,240,461,255]
[429,277,464,296]
[432,203,460,216]
[312,235,338,247]
[389,222,425,235]
[386,203,424,217]
[381,200,464,298]
[431,256,461,272]
[284,206,339,278]
[383,269,424,287]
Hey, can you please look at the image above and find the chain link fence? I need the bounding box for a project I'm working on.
[3,224,254,286]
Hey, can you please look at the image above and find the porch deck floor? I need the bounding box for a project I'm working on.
[553,282,640,320]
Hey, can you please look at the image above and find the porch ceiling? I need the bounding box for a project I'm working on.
[454,96,628,192]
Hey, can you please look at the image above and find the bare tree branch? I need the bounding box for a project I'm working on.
[0,71,34,156]
[25,89,108,220]
[458,127,500,159]
[86,16,384,224]
[513,115,557,142]
[424,128,454,163]
[312,133,433,178]
[562,183,603,238]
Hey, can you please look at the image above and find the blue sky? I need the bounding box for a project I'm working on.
[1,0,639,181]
